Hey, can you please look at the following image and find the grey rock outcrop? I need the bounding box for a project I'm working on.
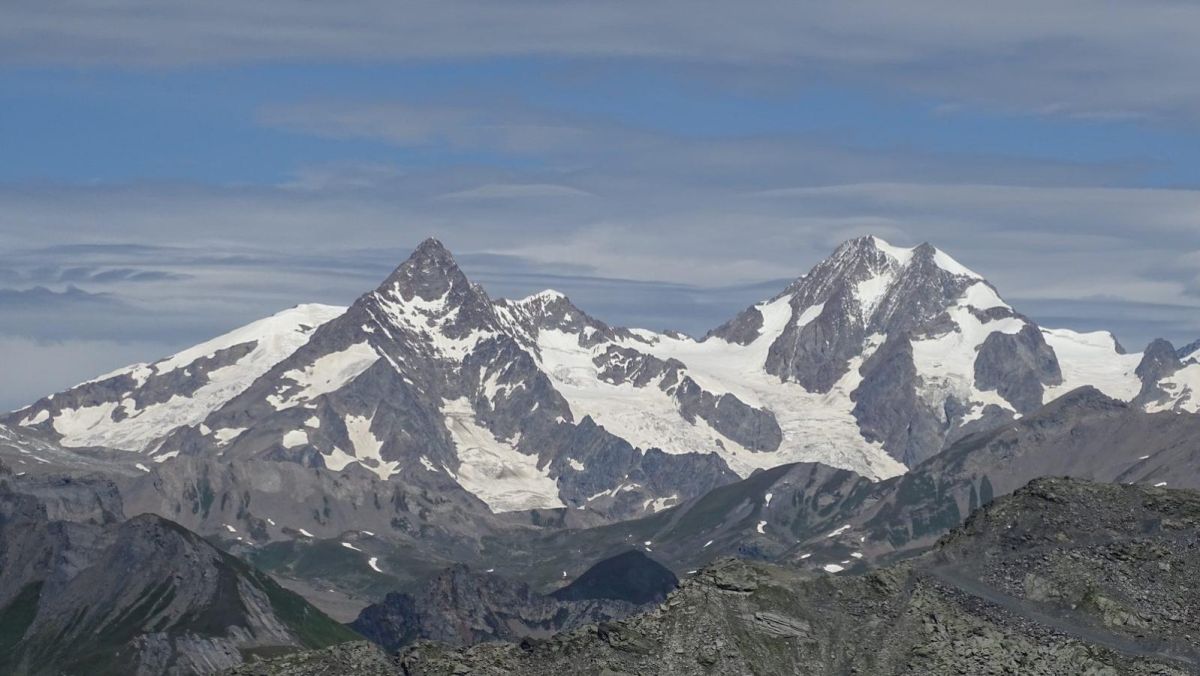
[397,478,1200,675]
[1134,338,1184,407]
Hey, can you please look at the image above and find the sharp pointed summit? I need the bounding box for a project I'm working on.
[376,237,475,302]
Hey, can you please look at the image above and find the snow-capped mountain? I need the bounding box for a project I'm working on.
[9,304,344,451]
[6,236,1194,520]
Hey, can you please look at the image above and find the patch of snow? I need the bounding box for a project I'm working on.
[959,282,1009,311]
[419,456,438,472]
[932,248,982,279]
[281,429,308,448]
[267,518,276,526]
[443,398,563,512]
[224,524,237,533]
[851,552,864,559]
[520,289,567,304]
[1154,481,1168,487]
[368,556,382,572]
[870,236,913,265]
[641,494,678,513]
[1146,362,1200,413]
[822,564,845,573]
[135,463,150,472]
[756,520,767,534]
[321,446,359,471]
[799,553,812,559]
[153,450,179,463]
[568,458,586,471]
[267,341,379,410]
[305,416,320,428]
[19,409,49,426]
[298,528,314,538]
[827,524,851,538]
[1138,454,1150,460]
[341,541,362,552]
[854,271,896,320]
[1042,328,1142,403]
[343,414,401,479]
[703,540,714,548]
[50,401,118,448]
[213,427,246,446]
[763,492,773,507]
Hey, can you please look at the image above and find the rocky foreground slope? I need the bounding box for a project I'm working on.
[391,478,1200,675]
[0,468,358,676]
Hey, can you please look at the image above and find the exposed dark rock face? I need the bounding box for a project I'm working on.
[1134,338,1184,407]
[672,377,782,452]
[348,552,671,652]
[593,345,684,388]
[0,474,357,675]
[852,335,945,466]
[397,479,1200,675]
[704,305,763,345]
[973,323,1063,413]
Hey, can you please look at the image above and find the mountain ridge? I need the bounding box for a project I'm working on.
[5,235,1197,529]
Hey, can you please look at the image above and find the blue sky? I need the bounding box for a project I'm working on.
[3,1,1200,408]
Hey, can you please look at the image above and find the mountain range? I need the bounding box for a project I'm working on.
[7,236,1198,522]
[4,235,1200,674]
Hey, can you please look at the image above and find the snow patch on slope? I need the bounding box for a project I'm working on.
[344,413,400,479]
[1042,328,1142,403]
[911,284,1026,418]
[267,342,379,410]
[1147,363,1200,413]
[443,397,563,512]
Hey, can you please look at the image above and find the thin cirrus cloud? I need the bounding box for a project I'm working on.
[435,184,594,201]
[4,1,1200,120]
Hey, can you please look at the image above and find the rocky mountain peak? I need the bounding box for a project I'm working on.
[363,238,502,342]
[495,288,632,348]
[375,237,477,304]
[1138,338,1182,378]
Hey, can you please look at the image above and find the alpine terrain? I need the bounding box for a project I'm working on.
[4,236,1200,675]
